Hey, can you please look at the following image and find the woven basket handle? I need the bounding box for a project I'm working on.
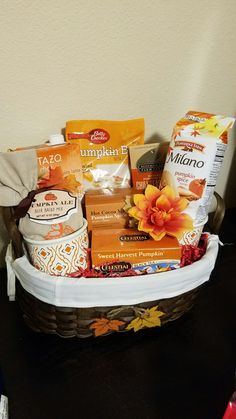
[2,207,24,259]
[207,192,225,235]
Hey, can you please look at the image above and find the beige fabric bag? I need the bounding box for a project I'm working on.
[0,149,84,240]
[19,199,83,241]
[0,149,38,206]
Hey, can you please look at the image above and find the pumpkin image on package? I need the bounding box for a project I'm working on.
[66,119,144,189]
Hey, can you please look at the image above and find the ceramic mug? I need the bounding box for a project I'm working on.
[24,219,88,276]
[179,217,208,246]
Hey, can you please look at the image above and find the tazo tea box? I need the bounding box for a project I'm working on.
[66,119,144,190]
[160,111,235,227]
[17,143,83,197]
[129,142,168,190]
[91,228,181,274]
[85,188,136,233]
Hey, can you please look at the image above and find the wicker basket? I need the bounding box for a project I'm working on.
[2,192,225,338]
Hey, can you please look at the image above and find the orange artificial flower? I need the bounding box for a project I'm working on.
[128,184,193,241]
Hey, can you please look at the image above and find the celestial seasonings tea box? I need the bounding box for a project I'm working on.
[91,228,181,274]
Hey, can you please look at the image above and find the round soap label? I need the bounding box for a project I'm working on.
[27,189,77,224]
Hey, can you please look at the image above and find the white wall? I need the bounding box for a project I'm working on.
[0,0,236,263]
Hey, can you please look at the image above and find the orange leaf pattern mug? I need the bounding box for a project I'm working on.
[24,220,88,276]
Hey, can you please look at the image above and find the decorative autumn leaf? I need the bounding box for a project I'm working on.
[194,116,232,138]
[90,318,125,337]
[219,132,227,145]
[38,166,64,188]
[190,130,200,137]
[57,174,81,193]
[126,306,164,332]
[44,223,75,240]
[172,127,182,139]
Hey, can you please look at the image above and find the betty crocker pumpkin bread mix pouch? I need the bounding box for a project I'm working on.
[65,119,144,190]
[160,111,235,228]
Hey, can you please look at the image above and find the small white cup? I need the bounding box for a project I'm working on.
[179,216,208,246]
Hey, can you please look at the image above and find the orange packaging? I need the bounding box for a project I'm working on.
[129,142,168,190]
[85,187,137,233]
[17,143,83,197]
[91,228,181,274]
[65,119,144,190]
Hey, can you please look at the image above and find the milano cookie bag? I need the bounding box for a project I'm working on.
[160,110,234,227]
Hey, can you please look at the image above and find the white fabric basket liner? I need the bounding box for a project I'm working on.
[6,234,219,308]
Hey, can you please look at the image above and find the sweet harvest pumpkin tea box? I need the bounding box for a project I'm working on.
[91,228,181,274]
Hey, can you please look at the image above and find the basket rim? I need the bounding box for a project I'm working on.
[12,233,217,283]
[7,234,219,308]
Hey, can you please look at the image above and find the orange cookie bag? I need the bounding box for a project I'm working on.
[65,119,144,190]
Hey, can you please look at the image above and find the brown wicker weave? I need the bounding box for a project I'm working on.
[2,192,225,338]
[16,280,200,338]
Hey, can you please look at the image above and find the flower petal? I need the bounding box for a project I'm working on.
[151,212,165,226]
[168,212,193,229]
[149,229,166,241]
[128,206,140,220]
[145,184,161,201]
[161,185,177,202]
[165,214,193,239]
[133,194,146,207]
[139,219,154,232]
[172,197,189,212]
[155,194,171,212]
